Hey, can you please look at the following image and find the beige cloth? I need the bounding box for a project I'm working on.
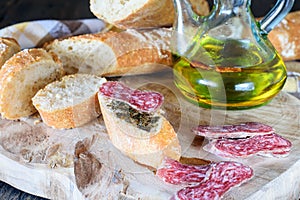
[0,19,107,49]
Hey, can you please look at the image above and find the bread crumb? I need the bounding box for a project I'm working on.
[34,119,42,125]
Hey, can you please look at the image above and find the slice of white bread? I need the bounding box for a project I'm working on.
[89,0,210,29]
[0,37,21,67]
[98,81,181,169]
[0,48,64,120]
[43,28,172,76]
[32,74,107,129]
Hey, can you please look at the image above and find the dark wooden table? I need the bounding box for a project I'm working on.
[0,0,94,28]
[0,0,299,199]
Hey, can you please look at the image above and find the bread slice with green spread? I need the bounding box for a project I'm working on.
[98,81,181,169]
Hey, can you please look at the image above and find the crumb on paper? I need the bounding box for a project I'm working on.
[283,76,299,93]
[49,152,74,168]
[34,119,42,125]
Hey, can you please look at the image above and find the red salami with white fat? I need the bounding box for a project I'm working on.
[99,81,164,113]
[204,133,292,158]
[171,161,254,200]
[156,158,211,185]
[192,122,275,139]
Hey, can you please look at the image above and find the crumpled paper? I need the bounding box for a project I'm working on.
[0,18,108,49]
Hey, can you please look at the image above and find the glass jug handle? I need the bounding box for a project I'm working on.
[259,0,295,34]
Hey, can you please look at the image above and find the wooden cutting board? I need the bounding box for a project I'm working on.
[0,69,300,200]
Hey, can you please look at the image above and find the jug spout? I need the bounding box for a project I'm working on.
[173,0,201,33]
[172,0,204,55]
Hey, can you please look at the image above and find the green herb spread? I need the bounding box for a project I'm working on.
[108,100,160,132]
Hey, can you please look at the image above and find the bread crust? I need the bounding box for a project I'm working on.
[90,0,210,29]
[0,48,64,119]
[34,95,100,129]
[0,37,21,67]
[268,11,300,61]
[44,28,172,76]
[102,29,172,76]
[98,93,181,168]
[112,0,174,29]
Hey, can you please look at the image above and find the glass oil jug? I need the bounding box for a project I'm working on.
[172,0,295,110]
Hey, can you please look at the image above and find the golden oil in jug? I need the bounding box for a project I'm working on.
[172,0,294,109]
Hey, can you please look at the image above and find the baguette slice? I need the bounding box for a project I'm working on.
[268,11,300,61]
[0,48,64,119]
[0,37,21,67]
[44,28,172,76]
[32,74,107,129]
[89,0,210,29]
[98,81,181,169]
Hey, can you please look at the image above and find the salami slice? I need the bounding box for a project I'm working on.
[171,161,254,200]
[99,81,164,113]
[192,122,275,139]
[156,158,211,185]
[204,133,292,158]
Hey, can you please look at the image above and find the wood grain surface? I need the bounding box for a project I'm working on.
[0,68,300,199]
[1,0,300,199]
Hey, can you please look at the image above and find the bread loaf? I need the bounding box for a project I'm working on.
[268,11,300,61]
[0,37,20,67]
[89,0,210,29]
[98,81,181,168]
[44,11,300,80]
[0,48,64,119]
[32,74,106,129]
[44,28,172,76]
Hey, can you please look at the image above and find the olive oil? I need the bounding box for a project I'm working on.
[173,37,287,110]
